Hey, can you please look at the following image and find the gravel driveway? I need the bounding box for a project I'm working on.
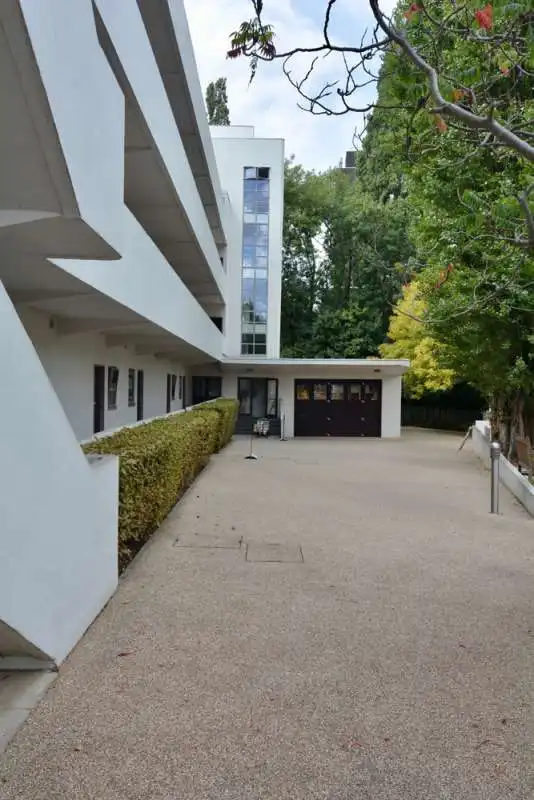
[1,431,534,799]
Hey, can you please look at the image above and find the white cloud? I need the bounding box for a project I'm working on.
[183,0,382,170]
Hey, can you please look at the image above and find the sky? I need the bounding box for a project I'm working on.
[184,0,397,172]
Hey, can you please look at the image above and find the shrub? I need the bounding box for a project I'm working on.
[194,398,239,451]
[84,399,238,568]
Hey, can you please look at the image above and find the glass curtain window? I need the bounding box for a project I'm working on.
[241,167,270,355]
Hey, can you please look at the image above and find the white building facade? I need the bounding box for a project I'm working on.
[0,0,407,668]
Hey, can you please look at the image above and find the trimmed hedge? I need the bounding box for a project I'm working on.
[194,398,239,451]
[84,398,238,568]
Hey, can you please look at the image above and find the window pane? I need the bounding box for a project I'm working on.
[348,383,363,401]
[244,167,257,179]
[313,383,327,401]
[108,366,119,409]
[330,383,344,401]
[254,343,267,355]
[128,368,136,406]
[296,384,310,401]
[267,379,278,417]
[258,167,270,179]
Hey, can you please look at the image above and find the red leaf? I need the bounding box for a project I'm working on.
[117,651,134,657]
[475,4,493,29]
[404,3,421,20]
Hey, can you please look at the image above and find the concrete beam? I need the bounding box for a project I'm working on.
[56,318,145,337]
[10,290,93,306]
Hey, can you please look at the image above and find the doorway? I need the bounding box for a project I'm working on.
[93,365,105,434]
[137,369,144,421]
[238,378,278,418]
[166,374,172,414]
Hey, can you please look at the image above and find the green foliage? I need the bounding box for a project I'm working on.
[84,399,238,568]
[380,282,455,397]
[281,159,413,358]
[205,77,230,125]
[194,398,239,451]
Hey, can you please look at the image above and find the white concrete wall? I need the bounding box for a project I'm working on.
[211,130,284,359]
[18,307,188,442]
[0,284,118,665]
[381,376,403,438]
[18,0,223,362]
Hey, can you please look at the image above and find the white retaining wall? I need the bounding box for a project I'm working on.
[472,420,534,517]
[0,284,118,666]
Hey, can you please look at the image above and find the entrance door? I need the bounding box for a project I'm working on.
[238,378,278,418]
[93,364,105,434]
[294,380,382,437]
[137,370,144,421]
[166,374,172,413]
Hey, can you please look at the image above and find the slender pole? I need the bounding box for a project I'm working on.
[490,441,501,514]
[245,429,257,460]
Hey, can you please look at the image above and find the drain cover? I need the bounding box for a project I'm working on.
[245,543,304,563]
[174,533,242,549]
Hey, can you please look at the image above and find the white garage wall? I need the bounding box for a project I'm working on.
[381,376,403,438]
[17,307,189,441]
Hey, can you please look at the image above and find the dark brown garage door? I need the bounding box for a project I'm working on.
[294,380,382,437]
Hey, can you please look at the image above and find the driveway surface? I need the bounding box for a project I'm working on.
[1,431,534,799]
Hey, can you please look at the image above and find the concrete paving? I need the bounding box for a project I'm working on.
[2,430,534,799]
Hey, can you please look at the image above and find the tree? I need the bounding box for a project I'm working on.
[379,282,455,397]
[205,77,230,125]
[280,160,412,358]
[228,1,534,247]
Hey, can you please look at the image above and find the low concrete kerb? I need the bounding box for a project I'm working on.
[472,420,534,516]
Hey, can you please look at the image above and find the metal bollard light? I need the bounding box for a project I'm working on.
[490,441,501,514]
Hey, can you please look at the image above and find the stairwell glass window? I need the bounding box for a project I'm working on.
[241,167,270,355]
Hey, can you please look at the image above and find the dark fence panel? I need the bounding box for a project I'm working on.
[402,404,480,432]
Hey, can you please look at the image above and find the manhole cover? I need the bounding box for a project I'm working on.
[245,543,304,563]
[174,533,242,549]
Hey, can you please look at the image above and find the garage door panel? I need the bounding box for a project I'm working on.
[294,379,381,437]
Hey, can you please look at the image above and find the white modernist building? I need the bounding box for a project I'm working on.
[0,0,408,668]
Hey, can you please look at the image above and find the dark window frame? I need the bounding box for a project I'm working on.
[171,374,177,402]
[107,366,119,410]
[128,368,136,407]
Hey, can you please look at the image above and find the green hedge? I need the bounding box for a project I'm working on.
[84,398,238,568]
[194,398,239,451]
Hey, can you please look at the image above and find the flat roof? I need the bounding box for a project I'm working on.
[222,357,409,375]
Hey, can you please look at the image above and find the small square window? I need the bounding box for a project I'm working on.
[128,368,136,407]
[108,366,119,410]
[258,167,270,179]
[244,167,257,179]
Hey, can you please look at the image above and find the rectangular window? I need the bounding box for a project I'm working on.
[107,366,119,410]
[241,166,270,355]
[171,374,177,401]
[128,368,136,407]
